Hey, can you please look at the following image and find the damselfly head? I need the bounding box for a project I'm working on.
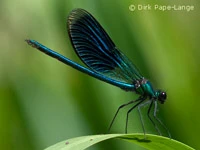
[156,90,167,104]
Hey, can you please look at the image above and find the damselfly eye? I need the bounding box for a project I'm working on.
[158,91,167,104]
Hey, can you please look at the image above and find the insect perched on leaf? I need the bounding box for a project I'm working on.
[26,8,171,138]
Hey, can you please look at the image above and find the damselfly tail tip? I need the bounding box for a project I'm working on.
[25,39,37,48]
[25,39,31,46]
[25,39,31,44]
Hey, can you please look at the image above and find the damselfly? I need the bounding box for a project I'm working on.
[26,8,170,138]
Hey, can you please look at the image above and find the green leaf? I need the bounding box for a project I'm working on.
[45,134,194,150]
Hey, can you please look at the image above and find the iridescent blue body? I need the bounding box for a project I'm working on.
[26,8,170,138]
[134,78,166,103]
[135,79,154,96]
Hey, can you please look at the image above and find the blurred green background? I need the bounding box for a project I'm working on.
[0,0,199,149]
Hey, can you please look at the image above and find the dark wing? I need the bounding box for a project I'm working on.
[67,8,143,84]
